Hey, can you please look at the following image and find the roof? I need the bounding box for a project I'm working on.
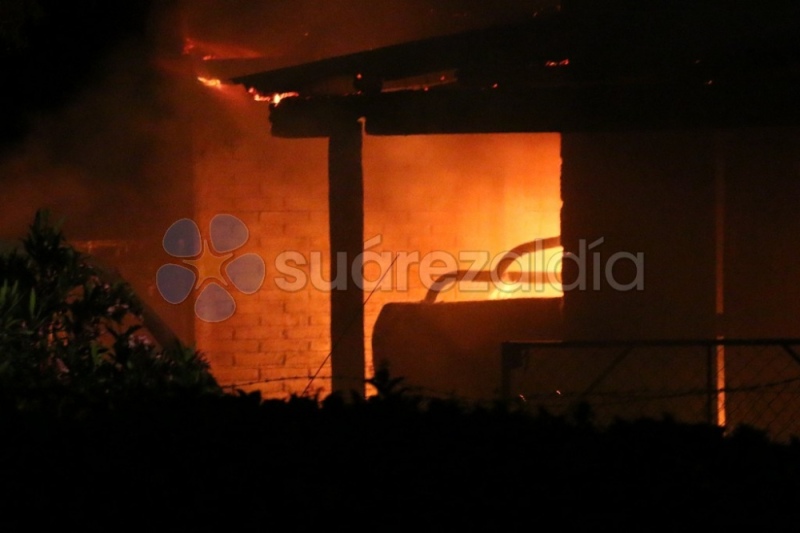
[225,1,800,136]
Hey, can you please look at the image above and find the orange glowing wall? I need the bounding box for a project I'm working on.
[362,133,562,376]
[188,120,800,402]
[187,79,562,398]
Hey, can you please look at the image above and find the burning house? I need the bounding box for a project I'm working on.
[195,1,800,438]
[3,1,800,437]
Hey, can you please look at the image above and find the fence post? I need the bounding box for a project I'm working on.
[501,342,523,400]
[707,343,717,426]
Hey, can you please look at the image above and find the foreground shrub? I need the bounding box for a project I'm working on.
[0,210,220,412]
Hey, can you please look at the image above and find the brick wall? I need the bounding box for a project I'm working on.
[186,83,561,399]
[186,85,329,399]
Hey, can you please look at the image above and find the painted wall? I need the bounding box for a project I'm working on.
[561,127,800,341]
[561,130,717,341]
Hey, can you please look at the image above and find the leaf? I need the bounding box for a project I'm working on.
[28,288,36,317]
[90,342,105,367]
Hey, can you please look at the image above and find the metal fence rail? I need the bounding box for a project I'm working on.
[501,338,800,443]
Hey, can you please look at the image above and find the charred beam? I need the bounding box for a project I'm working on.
[267,76,800,138]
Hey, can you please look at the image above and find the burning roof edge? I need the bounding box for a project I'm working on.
[227,17,565,96]
[220,3,800,136]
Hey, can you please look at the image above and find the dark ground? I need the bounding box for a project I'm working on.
[1,389,799,531]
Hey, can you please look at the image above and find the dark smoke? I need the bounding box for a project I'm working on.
[179,0,557,69]
[0,0,191,241]
[0,0,555,241]
[0,0,556,347]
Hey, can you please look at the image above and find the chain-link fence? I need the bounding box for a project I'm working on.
[501,339,800,443]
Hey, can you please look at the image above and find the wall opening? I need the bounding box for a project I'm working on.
[363,132,563,380]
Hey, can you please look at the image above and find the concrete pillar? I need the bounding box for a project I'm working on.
[328,119,365,398]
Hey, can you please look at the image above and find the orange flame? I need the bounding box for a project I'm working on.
[197,76,223,89]
[247,87,299,104]
[182,36,263,60]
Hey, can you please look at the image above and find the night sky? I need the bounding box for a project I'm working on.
[0,0,156,150]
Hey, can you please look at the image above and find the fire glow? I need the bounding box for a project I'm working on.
[197,76,223,89]
[246,87,300,104]
[489,246,565,300]
[362,132,563,306]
